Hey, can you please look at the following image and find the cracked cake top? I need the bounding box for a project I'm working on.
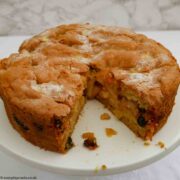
[0,23,179,118]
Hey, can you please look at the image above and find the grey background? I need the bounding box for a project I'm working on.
[0,0,180,35]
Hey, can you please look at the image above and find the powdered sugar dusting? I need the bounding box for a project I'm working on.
[127,73,159,89]
[74,56,91,64]
[128,73,155,87]
[130,73,147,81]
[31,81,64,98]
[77,35,92,52]
[139,54,153,65]
[136,54,157,71]
[82,29,92,36]
[12,51,31,61]
[159,54,169,62]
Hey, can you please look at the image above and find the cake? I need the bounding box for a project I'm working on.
[0,24,179,153]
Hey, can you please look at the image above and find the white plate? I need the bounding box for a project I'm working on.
[0,33,179,176]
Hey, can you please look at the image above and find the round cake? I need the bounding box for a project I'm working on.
[0,24,179,153]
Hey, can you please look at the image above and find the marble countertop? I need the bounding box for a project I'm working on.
[0,0,180,35]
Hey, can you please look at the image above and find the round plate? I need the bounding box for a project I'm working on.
[0,88,179,176]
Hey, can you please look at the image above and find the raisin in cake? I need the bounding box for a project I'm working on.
[0,24,179,153]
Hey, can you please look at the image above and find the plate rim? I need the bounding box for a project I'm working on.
[0,134,179,176]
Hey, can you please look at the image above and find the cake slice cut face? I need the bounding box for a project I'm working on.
[0,24,179,153]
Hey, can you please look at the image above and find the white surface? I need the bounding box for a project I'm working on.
[0,0,180,35]
[0,31,180,179]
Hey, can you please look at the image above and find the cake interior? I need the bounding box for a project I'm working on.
[57,95,85,152]
[86,69,162,140]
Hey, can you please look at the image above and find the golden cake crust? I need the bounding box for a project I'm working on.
[0,23,180,152]
[19,23,179,117]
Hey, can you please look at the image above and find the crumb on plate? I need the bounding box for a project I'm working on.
[94,165,107,173]
[144,141,150,146]
[100,113,111,120]
[82,132,95,139]
[105,128,117,137]
[101,164,107,170]
[82,132,98,150]
[156,141,165,149]
[94,166,99,173]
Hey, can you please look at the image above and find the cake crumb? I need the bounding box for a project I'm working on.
[94,165,107,173]
[100,113,111,120]
[101,165,107,170]
[105,128,117,137]
[144,141,150,146]
[94,166,99,173]
[82,132,98,150]
[156,141,165,149]
[82,132,95,139]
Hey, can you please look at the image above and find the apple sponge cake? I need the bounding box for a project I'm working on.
[0,24,179,153]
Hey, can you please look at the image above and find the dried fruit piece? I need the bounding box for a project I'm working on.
[139,107,146,113]
[137,115,147,127]
[105,128,117,137]
[94,81,102,87]
[100,113,111,120]
[83,138,98,150]
[33,122,43,131]
[82,132,98,150]
[83,88,87,97]
[14,116,29,131]
[65,137,74,150]
[54,116,62,129]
